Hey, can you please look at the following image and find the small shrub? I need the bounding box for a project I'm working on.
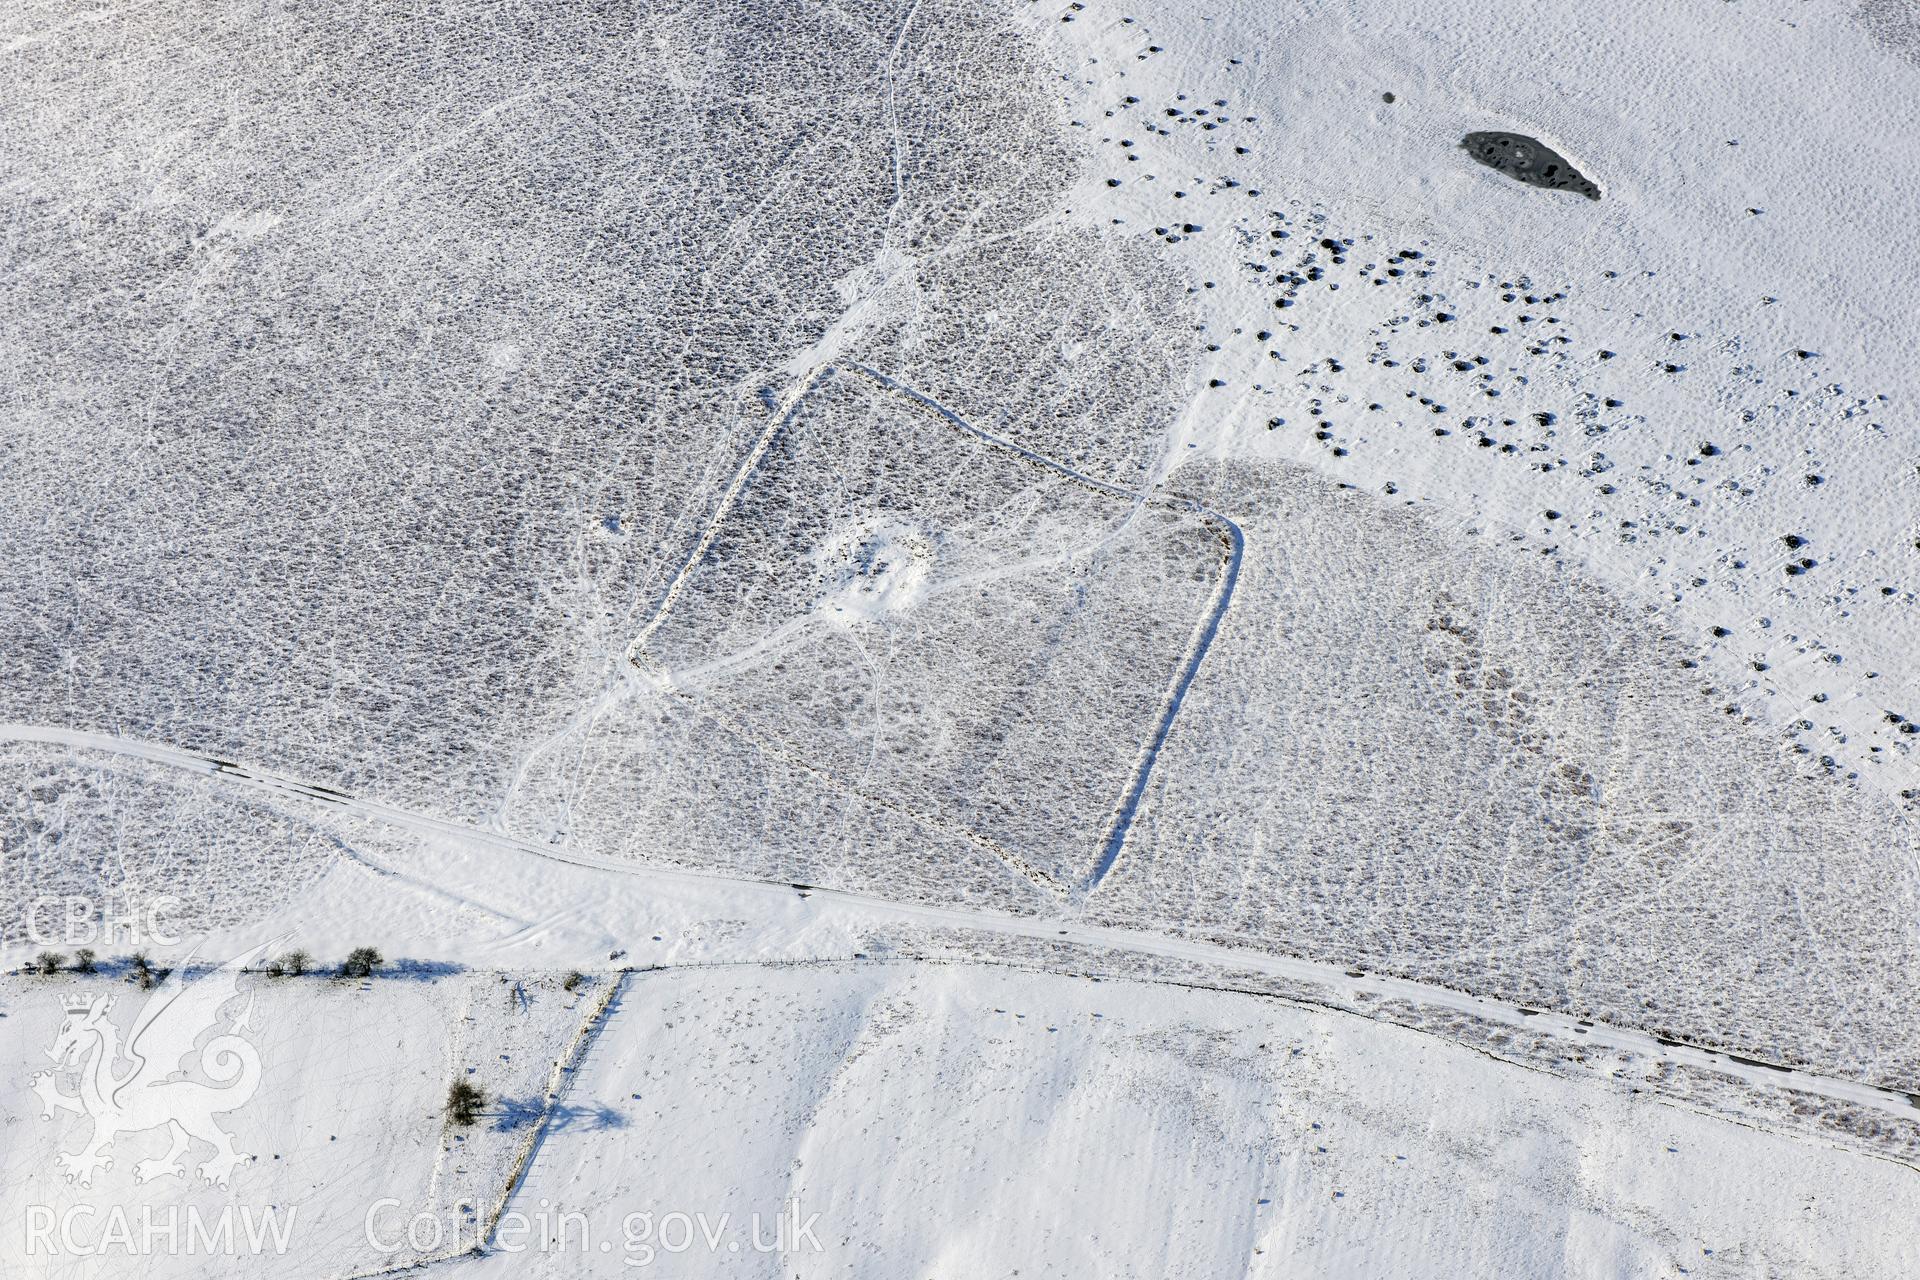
[33,951,63,976]
[73,948,96,974]
[446,1078,486,1127]
[563,971,584,993]
[129,952,154,989]
[341,946,383,980]
[268,949,310,979]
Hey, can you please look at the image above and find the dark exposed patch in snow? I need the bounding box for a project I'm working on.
[1461,132,1601,200]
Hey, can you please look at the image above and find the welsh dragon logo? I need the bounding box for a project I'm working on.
[30,938,278,1188]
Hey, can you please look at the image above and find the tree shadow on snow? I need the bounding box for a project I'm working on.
[492,1096,628,1134]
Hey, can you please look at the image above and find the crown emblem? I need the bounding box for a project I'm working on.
[62,993,98,1014]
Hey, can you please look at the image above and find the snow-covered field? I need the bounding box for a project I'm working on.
[4,0,1919,1274]
[438,962,1920,1279]
[0,962,592,1277]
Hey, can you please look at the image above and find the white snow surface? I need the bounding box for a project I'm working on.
[5,0,1920,1274]
[437,962,1920,1279]
[1026,0,1920,796]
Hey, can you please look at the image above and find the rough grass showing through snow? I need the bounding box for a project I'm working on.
[1096,458,1920,1088]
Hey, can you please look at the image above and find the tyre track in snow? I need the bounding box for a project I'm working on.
[4,720,1918,1129]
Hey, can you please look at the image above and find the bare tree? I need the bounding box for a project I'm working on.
[446,1078,486,1126]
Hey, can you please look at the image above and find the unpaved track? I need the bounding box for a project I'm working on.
[4,719,1916,1128]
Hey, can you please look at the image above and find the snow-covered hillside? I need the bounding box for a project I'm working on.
[1021,0,1920,797]
[441,963,1920,1279]
[4,0,1919,1274]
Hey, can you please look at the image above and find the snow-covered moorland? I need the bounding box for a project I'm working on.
[3,0,1919,1274]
